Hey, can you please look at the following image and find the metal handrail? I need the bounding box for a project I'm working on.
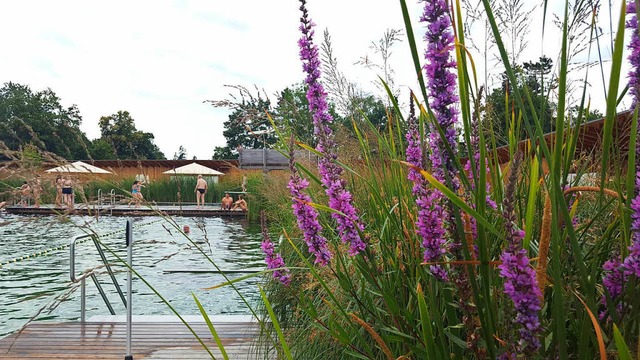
[110,189,116,216]
[70,233,124,322]
[97,189,103,206]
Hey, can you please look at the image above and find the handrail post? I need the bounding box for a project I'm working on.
[80,277,86,323]
[125,219,134,360]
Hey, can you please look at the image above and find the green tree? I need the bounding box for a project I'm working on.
[89,138,116,160]
[97,111,165,159]
[0,82,91,159]
[173,145,187,160]
[207,86,277,157]
[347,94,389,131]
[484,56,556,147]
[212,146,235,160]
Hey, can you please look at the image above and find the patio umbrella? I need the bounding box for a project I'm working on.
[162,162,224,176]
[45,161,112,174]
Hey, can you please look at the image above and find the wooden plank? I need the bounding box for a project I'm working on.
[5,204,248,218]
[0,321,259,359]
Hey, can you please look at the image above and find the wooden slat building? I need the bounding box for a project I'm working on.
[492,110,635,171]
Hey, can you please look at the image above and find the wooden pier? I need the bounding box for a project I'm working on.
[0,315,260,359]
[5,204,248,218]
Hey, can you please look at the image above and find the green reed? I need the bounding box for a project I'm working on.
[241,0,640,358]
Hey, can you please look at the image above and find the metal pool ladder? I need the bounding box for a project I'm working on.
[70,220,135,359]
[69,220,134,323]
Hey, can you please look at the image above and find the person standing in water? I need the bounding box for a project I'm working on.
[194,175,208,209]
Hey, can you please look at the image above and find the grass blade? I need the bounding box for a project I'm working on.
[259,286,293,360]
[192,293,227,360]
[613,324,633,360]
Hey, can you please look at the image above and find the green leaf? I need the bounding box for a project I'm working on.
[192,292,227,360]
[600,0,627,192]
[259,286,293,360]
[613,324,633,360]
[398,161,504,240]
[523,154,540,250]
[417,284,438,360]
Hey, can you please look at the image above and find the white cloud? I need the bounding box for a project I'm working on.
[0,0,630,159]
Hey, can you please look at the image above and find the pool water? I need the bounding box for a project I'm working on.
[0,213,266,337]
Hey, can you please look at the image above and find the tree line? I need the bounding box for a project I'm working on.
[1,56,605,162]
[0,82,165,161]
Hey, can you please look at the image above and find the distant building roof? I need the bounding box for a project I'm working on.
[494,110,633,164]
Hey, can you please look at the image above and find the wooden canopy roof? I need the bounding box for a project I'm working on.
[494,110,634,164]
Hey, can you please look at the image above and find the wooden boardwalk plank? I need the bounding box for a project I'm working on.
[0,321,260,359]
[5,204,248,218]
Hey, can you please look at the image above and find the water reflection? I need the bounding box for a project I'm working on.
[0,213,265,337]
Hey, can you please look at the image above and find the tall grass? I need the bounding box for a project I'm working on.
[243,0,640,359]
[1,169,265,206]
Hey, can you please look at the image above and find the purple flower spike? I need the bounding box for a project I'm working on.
[298,0,366,256]
[498,153,542,356]
[420,0,460,184]
[627,1,640,107]
[288,144,332,266]
[260,212,291,285]
[413,0,461,279]
[623,172,640,277]
[600,256,627,321]
[598,1,640,323]
[406,96,448,280]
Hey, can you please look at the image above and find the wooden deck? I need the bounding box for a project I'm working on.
[5,204,247,218]
[0,316,260,359]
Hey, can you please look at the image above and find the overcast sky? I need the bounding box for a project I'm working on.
[0,0,628,159]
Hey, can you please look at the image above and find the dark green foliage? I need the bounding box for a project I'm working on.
[346,94,389,131]
[274,84,342,146]
[214,88,277,157]
[212,146,236,160]
[485,57,556,146]
[0,82,91,159]
[97,110,165,160]
[173,145,187,160]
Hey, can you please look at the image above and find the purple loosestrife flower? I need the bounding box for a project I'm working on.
[298,0,366,256]
[628,1,640,107]
[420,0,460,182]
[260,212,291,286]
[406,96,448,280]
[600,256,627,321]
[598,2,640,322]
[288,144,332,266]
[498,153,542,356]
[623,172,640,277]
[413,0,460,278]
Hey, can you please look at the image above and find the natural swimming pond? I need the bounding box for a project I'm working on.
[0,213,265,337]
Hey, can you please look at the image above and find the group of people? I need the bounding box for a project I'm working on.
[10,173,247,211]
[13,175,75,208]
[195,175,247,211]
[17,180,39,207]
